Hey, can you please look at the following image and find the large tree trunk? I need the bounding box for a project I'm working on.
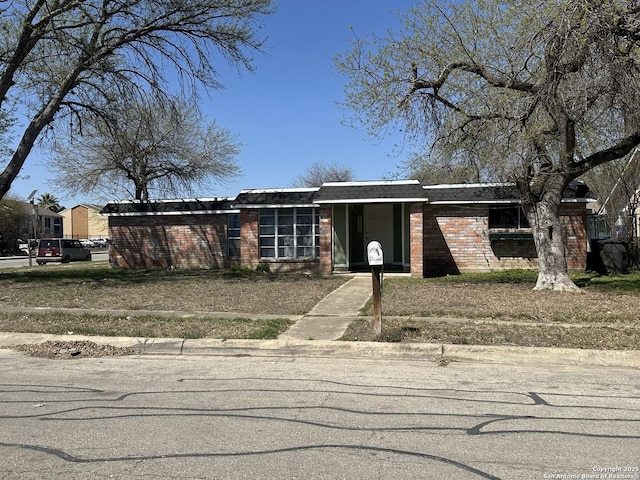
[524,195,581,292]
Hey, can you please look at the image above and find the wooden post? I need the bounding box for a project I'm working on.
[371,265,382,337]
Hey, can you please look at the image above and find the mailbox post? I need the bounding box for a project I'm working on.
[366,241,383,337]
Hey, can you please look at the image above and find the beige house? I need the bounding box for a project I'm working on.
[60,204,109,240]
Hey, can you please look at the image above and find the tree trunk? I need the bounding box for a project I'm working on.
[525,196,582,292]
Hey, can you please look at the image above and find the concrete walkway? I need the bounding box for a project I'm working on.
[279,276,373,341]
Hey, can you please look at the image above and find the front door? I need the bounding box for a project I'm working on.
[364,204,394,262]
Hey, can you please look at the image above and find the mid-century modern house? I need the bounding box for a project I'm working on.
[99,180,592,277]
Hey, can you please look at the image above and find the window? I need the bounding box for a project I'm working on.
[489,206,530,229]
[227,214,241,258]
[259,208,320,259]
[53,218,62,236]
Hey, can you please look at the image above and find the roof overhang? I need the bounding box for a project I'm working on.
[102,209,240,217]
[313,180,428,204]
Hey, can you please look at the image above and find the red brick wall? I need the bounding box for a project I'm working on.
[422,203,588,275]
[108,208,326,273]
[319,206,332,275]
[240,210,259,268]
[108,215,228,268]
[409,203,424,277]
[561,203,588,270]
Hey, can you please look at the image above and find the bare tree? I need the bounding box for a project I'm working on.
[0,0,272,200]
[292,162,355,187]
[337,0,640,290]
[52,96,240,201]
[404,151,484,185]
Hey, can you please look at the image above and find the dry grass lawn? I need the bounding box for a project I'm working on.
[1,263,640,349]
[343,272,640,349]
[0,264,347,315]
[0,263,347,339]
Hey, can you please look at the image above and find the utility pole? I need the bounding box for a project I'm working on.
[26,190,37,267]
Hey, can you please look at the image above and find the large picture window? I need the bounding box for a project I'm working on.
[259,208,320,259]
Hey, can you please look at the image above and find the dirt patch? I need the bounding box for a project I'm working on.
[12,340,136,359]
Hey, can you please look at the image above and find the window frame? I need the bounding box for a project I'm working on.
[259,207,320,260]
[227,213,241,259]
[488,205,530,230]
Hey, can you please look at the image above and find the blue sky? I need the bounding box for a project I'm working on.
[9,0,416,206]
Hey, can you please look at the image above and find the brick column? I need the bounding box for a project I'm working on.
[561,203,588,270]
[319,206,332,275]
[240,210,259,268]
[410,203,424,277]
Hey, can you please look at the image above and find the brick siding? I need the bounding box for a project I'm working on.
[318,206,332,275]
[107,201,588,275]
[108,215,228,269]
[422,203,587,275]
[409,203,424,277]
[240,210,259,268]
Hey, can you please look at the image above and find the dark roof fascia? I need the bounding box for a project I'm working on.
[424,181,593,204]
[232,188,319,208]
[314,180,428,204]
[99,198,237,216]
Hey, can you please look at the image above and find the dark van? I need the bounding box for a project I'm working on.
[36,238,92,265]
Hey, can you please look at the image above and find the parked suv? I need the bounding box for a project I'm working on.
[36,238,92,265]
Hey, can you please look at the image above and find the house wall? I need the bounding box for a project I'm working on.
[319,206,332,275]
[240,210,259,269]
[108,215,228,269]
[62,206,109,240]
[87,208,109,238]
[561,203,589,270]
[106,201,588,275]
[409,203,424,277]
[71,207,89,239]
[422,203,588,276]
[108,208,329,273]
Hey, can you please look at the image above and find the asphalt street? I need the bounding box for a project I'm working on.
[1,349,639,479]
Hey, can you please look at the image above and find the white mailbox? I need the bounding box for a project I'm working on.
[367,241,384,266]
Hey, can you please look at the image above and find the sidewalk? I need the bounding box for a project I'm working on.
[279,275,373,341]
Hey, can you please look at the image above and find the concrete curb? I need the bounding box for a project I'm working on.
[1,332,639,368]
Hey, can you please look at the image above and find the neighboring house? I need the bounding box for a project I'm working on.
[59,204,109,241]
[18,202,63,240]
[99,180,592,276]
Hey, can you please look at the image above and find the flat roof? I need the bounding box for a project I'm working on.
[233,188,319,208]
[314,180,428,204]
[98,180,593,214]
[99,198,236,216]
